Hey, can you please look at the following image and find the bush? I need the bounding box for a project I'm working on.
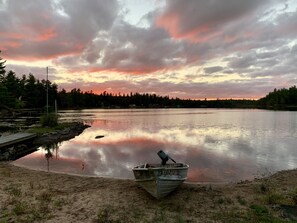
[40,113,58,127]
[292,189,297,205]
[265,192,284,205]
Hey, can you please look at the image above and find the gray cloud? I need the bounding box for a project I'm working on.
[228,53,257,70]
[157,0,273,41]
[6,64,58,81]
[55,21,188,74]
[1,0,118,60]
[59,76,277,99]
[1,0,297,99]
[204,66,223,74]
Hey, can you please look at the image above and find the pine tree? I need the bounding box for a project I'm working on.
[0,50,6,76]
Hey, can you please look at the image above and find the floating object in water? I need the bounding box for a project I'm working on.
[95,135,104,139]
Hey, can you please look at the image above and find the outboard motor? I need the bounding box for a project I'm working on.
[157,150,176,165]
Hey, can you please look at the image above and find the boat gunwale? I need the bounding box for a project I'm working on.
[135,176,187,182]
[132,163,189,171]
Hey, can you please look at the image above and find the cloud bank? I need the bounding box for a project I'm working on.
[1,0,297,99]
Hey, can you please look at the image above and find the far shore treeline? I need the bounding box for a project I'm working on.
[1,51,297,111]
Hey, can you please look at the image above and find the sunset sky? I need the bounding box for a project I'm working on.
[1,0,297,99]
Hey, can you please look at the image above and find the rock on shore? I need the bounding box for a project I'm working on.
[0,122,90,161]
[33,122,90,146]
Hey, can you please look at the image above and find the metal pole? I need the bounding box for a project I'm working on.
[55,99,57,115]
[46,67,49,116]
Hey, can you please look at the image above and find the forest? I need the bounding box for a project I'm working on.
[1,51,296,111]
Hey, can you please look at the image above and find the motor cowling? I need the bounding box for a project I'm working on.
[157,150,176,165]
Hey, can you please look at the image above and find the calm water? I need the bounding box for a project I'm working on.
[13,109,297,182]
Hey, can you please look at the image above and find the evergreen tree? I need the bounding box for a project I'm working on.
[0,51,6,76]
[3,70,21,98]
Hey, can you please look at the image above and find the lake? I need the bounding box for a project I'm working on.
[13,108,297,183]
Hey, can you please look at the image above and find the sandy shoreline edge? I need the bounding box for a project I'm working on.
[1,161,297,222]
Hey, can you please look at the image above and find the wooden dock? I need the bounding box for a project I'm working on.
[0,133,37,149]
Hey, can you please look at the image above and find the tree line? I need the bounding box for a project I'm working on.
[0,51,296,111]
[258,86,297,110]
[0,52,57,110]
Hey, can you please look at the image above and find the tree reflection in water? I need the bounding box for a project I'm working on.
[12,109,297,183]
[44,143,60,172]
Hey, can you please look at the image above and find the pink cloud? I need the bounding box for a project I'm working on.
[1,41,22,49]
[0,0,118,61]
[1,0,297,99]
[34,27,57,41]
[156,12,222,43]
[0,32,25,39]
[156,0,272,43]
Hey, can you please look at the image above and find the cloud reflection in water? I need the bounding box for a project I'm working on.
[13,109,297,183]
[14,129,256,182]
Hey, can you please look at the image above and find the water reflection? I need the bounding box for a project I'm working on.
[13,109,297,182]
[44,143,60,171]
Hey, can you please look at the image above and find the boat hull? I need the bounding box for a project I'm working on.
[133,163,189,199]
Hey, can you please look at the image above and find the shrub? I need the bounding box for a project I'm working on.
[250,204,268,215]
[264,192,284,205]
[292,189,297,205]
[40,113,58,127]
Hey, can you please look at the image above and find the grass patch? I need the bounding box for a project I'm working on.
[250,204,268,215]
[36,190,52,203]
[213,204,288,223]
[175,213,187,223]
[247,204,292,223]
[4,184,22,197]
[260,183,270,193]
[0,168,11,177]
[53,198,67,210]
[214,209,248,223]
[27,122,75,134]
[12,201,28,216]
[95,206,121,223]
[34,189,54,215]
[1,183,53,222]
[151,210,166,223]
[216,196,233,205]
[292,188,297,205]
[264,192,284,205]
[236,195,248,206]
[40,113,58,127]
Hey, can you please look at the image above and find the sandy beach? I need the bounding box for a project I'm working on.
[0,162,297,222]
